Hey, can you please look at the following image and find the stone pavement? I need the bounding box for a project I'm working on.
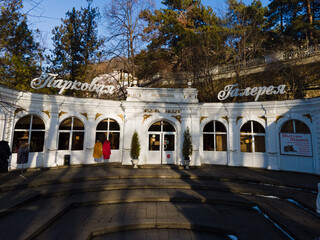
[0,164,319,240]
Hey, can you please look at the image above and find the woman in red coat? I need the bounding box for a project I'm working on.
[102,140,111,160]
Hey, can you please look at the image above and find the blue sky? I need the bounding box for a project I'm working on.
[24,0,270,50]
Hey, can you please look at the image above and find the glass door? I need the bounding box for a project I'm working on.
[162,134,175,164]
[148,121,176,164]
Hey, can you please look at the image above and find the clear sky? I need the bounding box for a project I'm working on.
[23,0,270,50]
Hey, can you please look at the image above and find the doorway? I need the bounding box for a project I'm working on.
[148,121,176,164]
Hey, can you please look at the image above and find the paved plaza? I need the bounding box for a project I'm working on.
[0,164,319,240]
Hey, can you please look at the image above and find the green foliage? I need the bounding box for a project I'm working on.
[0,0,40,90]
[140,0,223,77]
[266,0,320,47]
[182,127,192,159]
[130,130,141,159]
[48,0,103,83]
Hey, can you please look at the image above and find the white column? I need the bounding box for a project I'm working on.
[266,115,280,170]
[228,116,239,166]
[45,111,59,167]
[191,113,201,166]
[84,113,96,164]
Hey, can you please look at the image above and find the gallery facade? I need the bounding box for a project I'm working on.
[0,83,319,175]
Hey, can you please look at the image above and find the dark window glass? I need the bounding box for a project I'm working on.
[295,120,310,134]
[58,132,70,150]
[13,115,45,153]
[109,119,120,130]
[216,134,227,151]
[97,120,108,130]
[203,134,214,151]
[32,116,45,130]
[253,121,265,133]
[149,134,160,151]
[163,121,175,132]
[15,116,31,129]
[240,122,251,133]
[30,131,45,152]
[96,132,107,143]
[255,136,266,152]
[281,121,294,133]
[59,118,72,130]
[149,121,161,132]
[73,118,84,130]
[240,135,253,152]
[12,131,28,153]
[71,132,84,150]
[215,121,226,132]
[164,134,174,151]
[109,132,120,150]
[204,122,214,132]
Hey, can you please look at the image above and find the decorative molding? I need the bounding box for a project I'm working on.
[142,114,152,124]
[95,113,102,120]
[118,114,124,122]
[259,116,267,123]
[200,116,207,123]
[221,116,229,124]
[144,109,160,113]
[303,114,312,123]
[172,115,181,123]
[58,111,67,118]
[236,116,244,124]
[276,115,285,123]
[80,113,88,120]
[14,108,24,116]
[42,110,50,118]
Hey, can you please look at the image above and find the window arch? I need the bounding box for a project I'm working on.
[279,120,312,156]
[12,115,45,153]
[96,118,120,149]
[280,119,310,134]
[58,117,84,150]
[148,121,175,132]
[203,121,227,151]
[240,121,265,153]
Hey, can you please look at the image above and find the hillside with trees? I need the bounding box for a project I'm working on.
[0,0,319,102]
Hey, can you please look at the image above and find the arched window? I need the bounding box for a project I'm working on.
[148,121,175,151]
[12,115,45,153]
[280,120,312,156]
[96,118,120,149]
[240,121,265,153]
[280,119,310,134]
[58,117,84,150]
[203,121,227,151]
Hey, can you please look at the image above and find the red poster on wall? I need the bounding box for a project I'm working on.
[280,133,312,157]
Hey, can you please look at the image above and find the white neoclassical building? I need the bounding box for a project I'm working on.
[0,84,319,175]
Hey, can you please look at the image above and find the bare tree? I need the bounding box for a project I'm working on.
[103,0,155,85]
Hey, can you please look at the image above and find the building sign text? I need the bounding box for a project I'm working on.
[218,84,286,101]
[31,73,112,95]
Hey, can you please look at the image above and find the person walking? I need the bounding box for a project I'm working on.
[0,140,11,173]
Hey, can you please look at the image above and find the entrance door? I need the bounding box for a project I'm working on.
[148,121,176,164]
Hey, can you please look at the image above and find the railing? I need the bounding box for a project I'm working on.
[283,44,320,61]
[217,45,320,75]
[219,57,266,74]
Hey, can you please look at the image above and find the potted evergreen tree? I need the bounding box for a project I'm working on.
[182,127,192,169]
[130,130,141,168]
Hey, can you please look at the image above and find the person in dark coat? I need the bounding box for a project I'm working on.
[17,140,29,164]
[0,140,11,173]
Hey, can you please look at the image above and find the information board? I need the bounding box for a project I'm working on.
[280,133,312,157]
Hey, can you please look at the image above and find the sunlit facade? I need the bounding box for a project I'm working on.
[0,85,319,174]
